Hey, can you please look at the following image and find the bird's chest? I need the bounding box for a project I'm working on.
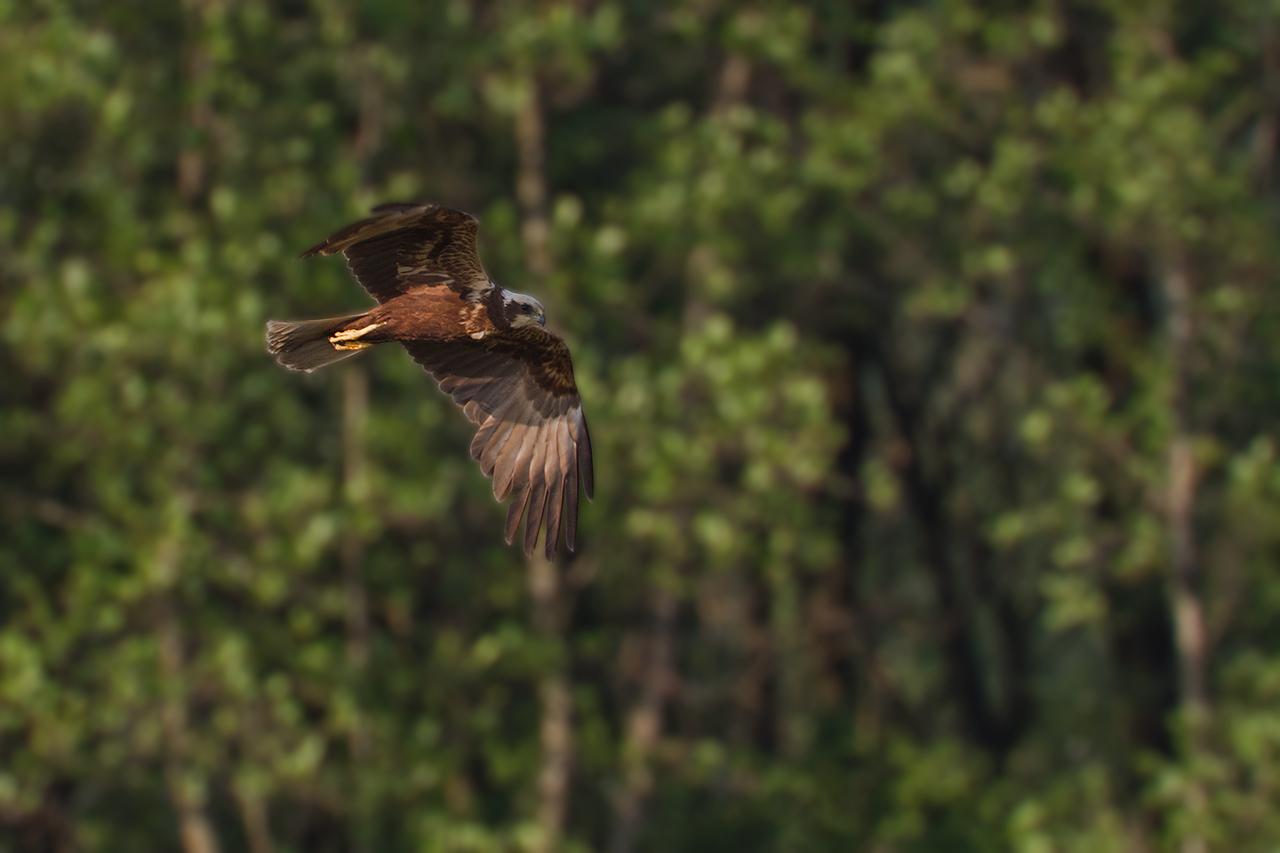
[458,300,497,340]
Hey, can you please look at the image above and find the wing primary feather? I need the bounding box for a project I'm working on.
[560,418,577,550]
[495,423,538,502]
[481,419,519,479]
[523,476,549,557]
[470,416,497,460]
[505,485,531,546]
[509,429,540,506]
[477,396,526,475]
[577,412,594,500]
[483,433,515,478]
[564,436,579,553]
[542,422,565,559]
[521,424,554,556]
[491,425,524,500]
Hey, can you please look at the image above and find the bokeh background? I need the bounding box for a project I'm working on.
[3,1,1280,850]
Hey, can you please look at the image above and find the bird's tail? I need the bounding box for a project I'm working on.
[265,313,370,372]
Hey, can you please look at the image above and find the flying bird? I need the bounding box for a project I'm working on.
[266,202,593,558]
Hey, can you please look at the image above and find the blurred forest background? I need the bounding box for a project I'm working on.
[3,0,1280,851]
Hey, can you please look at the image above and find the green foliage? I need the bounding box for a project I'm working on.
[3,0,1280,850]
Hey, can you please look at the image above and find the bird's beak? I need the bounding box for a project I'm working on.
[538,314,546,326]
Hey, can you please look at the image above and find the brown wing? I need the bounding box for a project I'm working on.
[402,326,594,558]
[301,202,493,303]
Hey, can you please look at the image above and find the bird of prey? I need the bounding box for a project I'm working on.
[266,202,593,558]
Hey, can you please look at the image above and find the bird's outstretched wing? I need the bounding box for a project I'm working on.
[402,327,594,558]
[302,203,493,303]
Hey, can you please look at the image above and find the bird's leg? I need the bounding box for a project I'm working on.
[329,322,385,351]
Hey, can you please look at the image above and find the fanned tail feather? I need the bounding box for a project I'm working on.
[265,313,368,372]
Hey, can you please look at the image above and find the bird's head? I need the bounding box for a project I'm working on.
[502,290,547,329]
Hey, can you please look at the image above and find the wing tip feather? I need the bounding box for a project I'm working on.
[579,413,595,501]
[523,483,548,557]
[505,486,531,547]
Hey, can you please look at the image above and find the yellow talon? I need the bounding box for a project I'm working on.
[329,322,384,349]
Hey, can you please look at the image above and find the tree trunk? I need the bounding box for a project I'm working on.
[233,785,275,853]
[514,77,573,853]
[178,0,217,202]
[529,556,572,853]
[341,366,375,850]
[1161,253,1210,853]
[342,366,372,757]
[609,585,677,853]
[155,530,222,853]
[515,81,552,283]
[162,7,221,845]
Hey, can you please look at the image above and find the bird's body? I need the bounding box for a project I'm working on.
[331,285,496,347]
[266,202,593,558]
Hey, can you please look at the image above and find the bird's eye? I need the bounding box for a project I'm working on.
[522,304,532,313]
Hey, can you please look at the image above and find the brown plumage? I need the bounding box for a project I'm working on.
[266,202,593,558]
